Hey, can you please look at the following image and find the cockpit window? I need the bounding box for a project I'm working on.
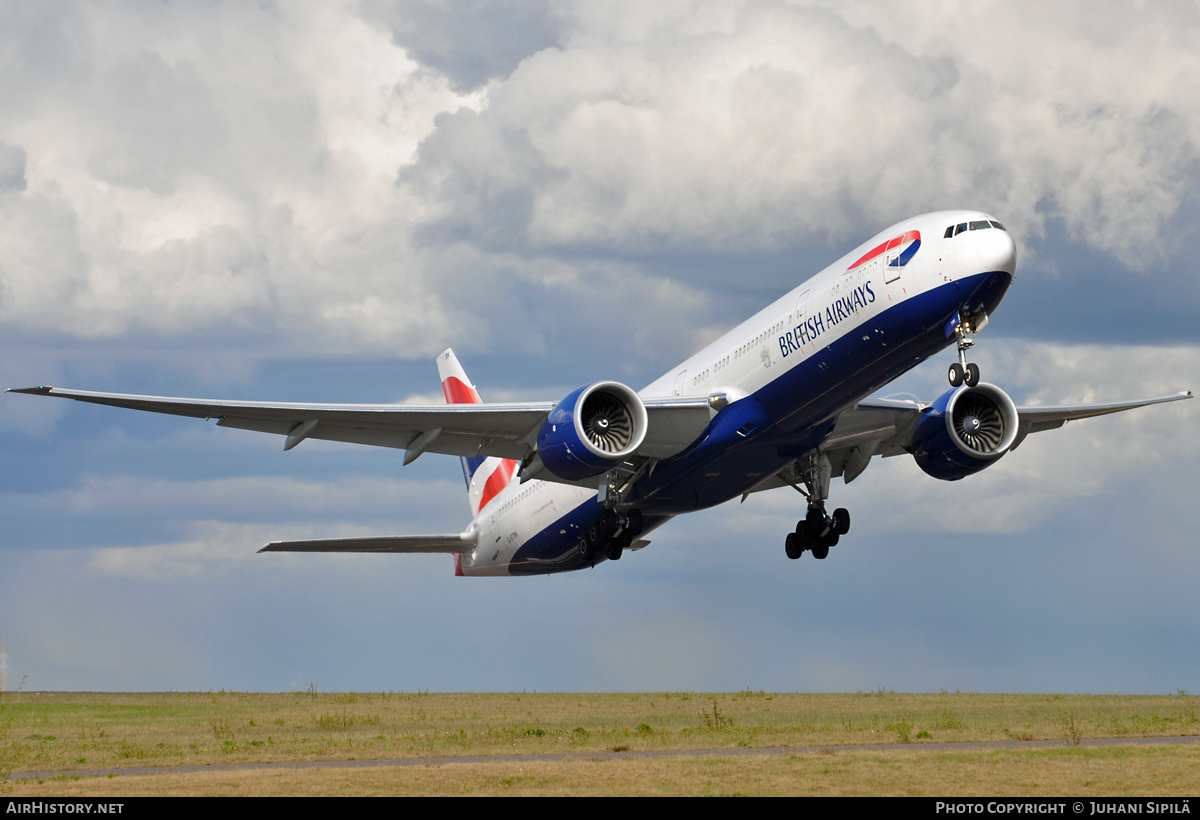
[948,220,1006,237]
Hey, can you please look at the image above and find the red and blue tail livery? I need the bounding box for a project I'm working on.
[11,210,1190,575]
[437,349,518,517]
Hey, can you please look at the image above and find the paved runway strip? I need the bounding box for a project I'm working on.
[11,734,1200,781]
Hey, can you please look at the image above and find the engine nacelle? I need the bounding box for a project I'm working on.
[910,383,1019,481]
[537,382,648,481]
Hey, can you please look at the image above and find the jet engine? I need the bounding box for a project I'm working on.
[537,381,648,481]
[909,383,1019,481]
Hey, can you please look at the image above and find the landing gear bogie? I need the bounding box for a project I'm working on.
[583,506,643,565]
[787,507,850,561]
[784,453,853,562]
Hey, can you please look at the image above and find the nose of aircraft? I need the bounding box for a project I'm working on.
[976,225,1017,275]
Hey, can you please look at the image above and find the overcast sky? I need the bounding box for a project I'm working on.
[1,0,1197,693]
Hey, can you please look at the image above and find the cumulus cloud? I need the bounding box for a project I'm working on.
[362,0,563,92]
[12,474,460,521]
[86,521,268,582]
[0,142,27,193]
[403,0,1200,266]
[0,3,485,352]
[0,0,1195,357]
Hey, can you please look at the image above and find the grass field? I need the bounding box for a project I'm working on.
[2,690,1198,795]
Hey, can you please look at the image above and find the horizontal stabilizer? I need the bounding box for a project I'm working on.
[259,533,474,554]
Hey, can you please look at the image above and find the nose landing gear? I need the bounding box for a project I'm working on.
[783,453,851,561]
[948,313,986,387]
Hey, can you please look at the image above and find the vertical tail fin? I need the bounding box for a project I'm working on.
[437,348,518,517]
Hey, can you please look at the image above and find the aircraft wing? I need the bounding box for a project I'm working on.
[744,390,1192,496]
[259,533,474,553]
[6,385,714,465]
[1005,392,1193,449]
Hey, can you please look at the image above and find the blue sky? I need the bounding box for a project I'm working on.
[0,0,1197,693]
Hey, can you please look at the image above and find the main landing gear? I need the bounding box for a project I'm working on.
[578,508,642,563]
[785,506,850,560]
[948,314,986,387]
[784,453,851,561]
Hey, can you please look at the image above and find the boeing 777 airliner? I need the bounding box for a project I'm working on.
[10,210,1191,575]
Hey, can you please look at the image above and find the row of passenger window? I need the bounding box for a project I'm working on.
[944,220,1006,238]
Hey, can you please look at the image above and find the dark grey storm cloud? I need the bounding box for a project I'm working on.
[362,0,562,91]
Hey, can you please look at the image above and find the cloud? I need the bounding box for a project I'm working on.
[362,0,563,92]
[86,521,268,582]
[0,3,482,352]
[401,0,1200,266]
[0,142,27,193]
[21,474,460,520]
[0,1,1195,358]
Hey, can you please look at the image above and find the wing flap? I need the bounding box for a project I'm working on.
[823,398,924,459]
[639,399,714,458]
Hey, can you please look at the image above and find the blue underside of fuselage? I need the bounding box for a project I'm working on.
[506,269,1012,575]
